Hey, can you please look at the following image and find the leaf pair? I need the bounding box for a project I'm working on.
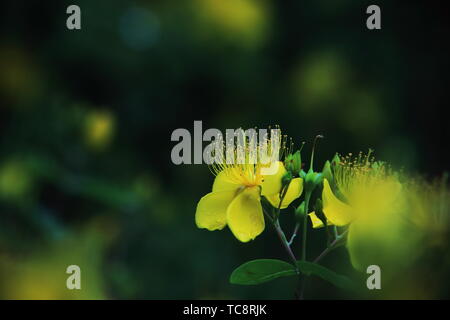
[230,259,356,291]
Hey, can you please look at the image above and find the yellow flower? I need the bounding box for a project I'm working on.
[195,131,303,242]
[406,177,450,248]
[194,0,269,48]
[308,153,407,270]
[309,153,402,227]
[84,110,115,151]
[308,178,353,228]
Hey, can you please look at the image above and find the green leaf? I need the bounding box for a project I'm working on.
[296,260,357,290]
[230,259,297,285]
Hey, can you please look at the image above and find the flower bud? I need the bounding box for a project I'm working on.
[304,170,323,194]
[331,153,340,167]
[322,160,333,184]
[299,169,307,179]
[285,151,302,176]
[304,170,317,192]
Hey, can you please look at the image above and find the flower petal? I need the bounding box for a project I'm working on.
[308,212,334,228]
[212,170,242,193]
[226,186,265,242]
[346,223,365,271]
[322,179,353,226]
[195,190,236,231]
[265,178,303,209]
[261,161,286,196]
[347,214,417,272]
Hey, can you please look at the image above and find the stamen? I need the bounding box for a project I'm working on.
[334,150,392,198]
[207,126,288,187]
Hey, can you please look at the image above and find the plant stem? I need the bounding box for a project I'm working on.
[298,192,311,299]
[313,230,348,264]
[301,192,311,261]
[267,182,299,268]
[275,182,290,220]
[333,226,339,239]
[262,205,297,266]
[299,230,348,299]
[265,179,304,298]
[262,208,274,224]
[273,217,302,299]
[288,222,300,246]
[274,220,298,269]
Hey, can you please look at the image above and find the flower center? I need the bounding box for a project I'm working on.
[208,126,290,188]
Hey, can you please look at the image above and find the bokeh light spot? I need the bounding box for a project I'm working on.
[119,6,160,51]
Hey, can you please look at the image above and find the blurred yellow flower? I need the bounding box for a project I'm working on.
[0,223,112,299]
[0,160,33,200]
[194,0,269,48]
[84,110,115,151]
[196,131,302,242]
[309,153,408,270]
[407,177,450,249]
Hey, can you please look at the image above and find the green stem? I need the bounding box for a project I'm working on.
[273,182,298,267]
[333,226,339,239]
[299,192,311,300]
[274,220,298,269]
[288,222,300,246]
[263,206,298,272]
[262,208,274,224]
[301,192,311,261]
[275,182,290,220]
[273,218,301,299]
[299,229,348,299]
[313,230,348,264]
[264,180,301,298]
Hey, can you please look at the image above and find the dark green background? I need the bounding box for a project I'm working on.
[0,0,448,299]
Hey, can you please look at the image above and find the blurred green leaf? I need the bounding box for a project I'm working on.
[230,259,296,285]
[296,260,356,290]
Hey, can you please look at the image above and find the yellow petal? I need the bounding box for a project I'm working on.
[265,178,303,209]
[322,179,353,226]
[349,178,403,218]
[261,161,286,196]
[195,190,236,231]
[346,223,364,271]
[347,213,416,272]
[226,186,265,242]
[212,170,242,193]
[308,212,334,228]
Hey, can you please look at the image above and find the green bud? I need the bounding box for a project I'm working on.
[285,150,302,175]
[315,172,324,185]
[304,169,318,195]
[304,170,323,194]
[331,153,340,167]
[322,160,333,184]
[299,169,307,179]
[304,170,317,191]
[295,201,306,222]
[284,154,294,172]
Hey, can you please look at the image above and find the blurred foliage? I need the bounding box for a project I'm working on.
[0,0,449,299]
